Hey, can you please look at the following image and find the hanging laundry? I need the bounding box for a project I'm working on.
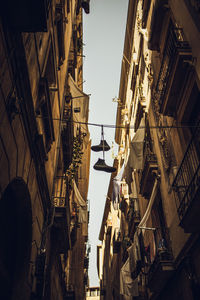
[120,258,139,297]
[128,116,145,170]
[127,234,142,280]
[112,164,125,209]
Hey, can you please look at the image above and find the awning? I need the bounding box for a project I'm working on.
[128,116,145,170]
[68,74,90,133]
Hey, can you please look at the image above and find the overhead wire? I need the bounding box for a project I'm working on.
[67,119,200,129]
[36,115,200,130]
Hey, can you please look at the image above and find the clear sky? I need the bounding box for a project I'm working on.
[83,0,129,287]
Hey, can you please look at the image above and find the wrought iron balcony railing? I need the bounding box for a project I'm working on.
[62,110,74,172]
[139,141,158,198]
[128,198,140,235]
[155,23,193,117]
[172,125,200,232]
[84,257,89,269]
[147,228,174,294]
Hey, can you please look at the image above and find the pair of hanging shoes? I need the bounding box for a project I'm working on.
[91,127,115,173]
[91,140,110,152]
[93,158,116,173]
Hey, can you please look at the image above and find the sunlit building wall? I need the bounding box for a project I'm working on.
[0,1,90,300]
[100,0,200,299]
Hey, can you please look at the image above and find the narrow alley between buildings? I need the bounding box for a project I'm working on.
[0,1,200,300]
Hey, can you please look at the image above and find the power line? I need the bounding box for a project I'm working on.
[68,120,200,129]
[50,116,200,129]
[36,116,200,130]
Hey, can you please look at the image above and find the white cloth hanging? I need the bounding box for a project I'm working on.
[73,181,86,207]
[112,163,125,209]
[128,116,145,170]
[78,206,88,223]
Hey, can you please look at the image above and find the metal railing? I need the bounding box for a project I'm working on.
[128,198,140,222]
[139,140,157,190]
[172,125,200,219]
[148,227,173,282]
[143,141,157,164]
[155,24,191,112]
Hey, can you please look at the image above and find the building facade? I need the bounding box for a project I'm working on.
[99,0,200,299]
[0,1,90,299]
[86,287,101,300]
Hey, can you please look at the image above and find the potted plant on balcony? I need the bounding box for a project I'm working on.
[65,134,84,187]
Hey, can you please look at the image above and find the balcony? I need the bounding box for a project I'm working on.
[83,273,89,286]
[156,24,194,117]
[65,291,75,300]
[53,180,71,253]
[34,252,46,298]
[184,0,200,30]
[172,126,200,233]
[2,0,50,32]
[54,205,71,253]
[56,3,66,66]
[62,107,74,173]
[147,230,174,294]
[139,141,158,198]
[148,0,169,51]
[142,0,151,29]
[128,198,140,236]
[113,240,121,254]
[148,250,174,294]
[113,228,121,254]
[84,257,89,269]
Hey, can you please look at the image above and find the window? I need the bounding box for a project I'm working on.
[142,0,151,28]
[130,63,138,93]
[44,42,56,91]
[36,78,55,152]
[151,191,170,257]
[180,82,200,147]
[55,4,66,66]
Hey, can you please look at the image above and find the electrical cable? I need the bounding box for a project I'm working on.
[36,115,200,130]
